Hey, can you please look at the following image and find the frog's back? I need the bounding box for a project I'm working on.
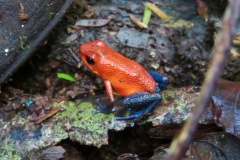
[96,47,156,96]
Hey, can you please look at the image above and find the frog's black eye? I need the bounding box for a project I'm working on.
[86,56,95,65]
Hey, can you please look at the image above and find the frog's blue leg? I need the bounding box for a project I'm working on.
[115,92,162,120]
[148,70,169,89]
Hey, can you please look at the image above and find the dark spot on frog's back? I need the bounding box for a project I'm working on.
[119,79,125,82]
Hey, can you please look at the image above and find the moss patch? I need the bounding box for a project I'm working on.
[0,140,21,160]
[56,101,120,147]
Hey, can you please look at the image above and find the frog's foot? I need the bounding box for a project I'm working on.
[148,70,169,89]
[115,99,160,120]
[92,99,114,114]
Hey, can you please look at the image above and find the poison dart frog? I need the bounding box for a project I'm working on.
[79,40,169,120]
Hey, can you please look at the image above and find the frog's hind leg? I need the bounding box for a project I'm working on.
[148,70,169,89]
[115,92,161,120]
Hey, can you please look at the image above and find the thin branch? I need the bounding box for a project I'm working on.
[164,0,240,159]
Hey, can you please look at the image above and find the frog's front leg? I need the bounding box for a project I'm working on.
[92,99,115,114]
[115,92,162,120]
[92,80,116,114]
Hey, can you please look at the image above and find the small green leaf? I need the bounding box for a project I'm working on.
[57,72,77,82]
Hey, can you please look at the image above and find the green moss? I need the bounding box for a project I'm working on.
[53,122,68,140]
[49,12,55,18]
[19,35,30,49]
[56,101,115,145]
[57,101,114,127]
[0,140,21,160]
[61,101,113,128]
[161,93,169,101]
[175,100,187,110]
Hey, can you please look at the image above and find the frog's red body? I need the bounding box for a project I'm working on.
[80,40,156,97]
[79,40,168,120]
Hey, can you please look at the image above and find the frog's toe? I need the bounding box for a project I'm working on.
[93,99,114,114]
[115,114,142,121]
[92,107,112,114]
[92,110,101,114]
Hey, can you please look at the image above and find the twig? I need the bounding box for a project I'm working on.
[164,1,240,160]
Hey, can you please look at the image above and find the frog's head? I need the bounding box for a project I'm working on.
[79,40,108,76]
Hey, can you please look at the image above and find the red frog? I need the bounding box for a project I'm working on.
[79,40,168,120]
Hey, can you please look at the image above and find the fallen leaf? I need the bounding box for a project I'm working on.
[75,19,110,27]
[196,0,209,22]
[144,2,170,21]
[129,14,147,28]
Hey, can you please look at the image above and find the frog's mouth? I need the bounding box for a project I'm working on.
[87,65,99,76]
